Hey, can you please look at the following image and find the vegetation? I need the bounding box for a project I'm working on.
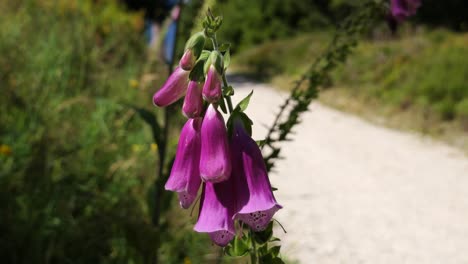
[2,0,467,263]
[334,29,468,122]
[232,28,468,149]
[0,1,213,263]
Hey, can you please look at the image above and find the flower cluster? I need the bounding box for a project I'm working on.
[153,31,281,246]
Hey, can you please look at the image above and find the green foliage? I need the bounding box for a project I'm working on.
[335,29,468,122]
[234,27,468,127]
[233,33,331,80]
[212,0,334,52]
[0,1,211,263]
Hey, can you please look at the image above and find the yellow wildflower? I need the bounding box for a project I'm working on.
[131,144,142,153]
[0,144,12,156]
[150,143,158,153]
[129,79,139,89]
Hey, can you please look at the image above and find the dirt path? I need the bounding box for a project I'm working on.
[229,78,468,264]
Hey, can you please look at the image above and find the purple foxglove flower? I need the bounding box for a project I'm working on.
[153,66,189,107]
[179,49,196,71]
[182,81,204,118]
[231,120,282,232]
[194,181,235,247]
[202,65,222,103]
[390,0,421,22]
[165,118,202,209]
[200,104,231,183]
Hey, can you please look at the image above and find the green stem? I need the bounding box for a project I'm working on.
[221,74,234,112]
[250,234,258,264]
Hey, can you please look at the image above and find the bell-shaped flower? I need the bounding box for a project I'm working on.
[202,65,222,103]
[153,66,189,107]
[165,118,202,209]
[182,81,204,118]
[390,0,421,22]
[200,104,231,183]
[194,181,236,247]
[231,119,282,232]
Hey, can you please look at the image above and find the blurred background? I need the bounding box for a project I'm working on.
[1,0,467,263]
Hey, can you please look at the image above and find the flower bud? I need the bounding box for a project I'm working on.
[204,50,223,76]
[202,65,222,103]
[182,81,203,118]
[179,32,206,70]
[179,49,196,71]
[153,67,189,107]
[200,104,231,183]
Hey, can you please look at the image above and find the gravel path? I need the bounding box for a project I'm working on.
[229,78,468,264]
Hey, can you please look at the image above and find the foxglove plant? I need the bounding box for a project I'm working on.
[151,10,283,260]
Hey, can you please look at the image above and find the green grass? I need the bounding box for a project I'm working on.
[232,28,468,151]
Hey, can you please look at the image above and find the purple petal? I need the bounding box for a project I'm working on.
[179,49,195,71]
[200,104,231,183]
[194,182,236,247]
[390,0,421,22]
[165,118,202,209]
[153,67,189,107]
[202,66,222,103]
[231,120,282,231]
[182,81,204,118]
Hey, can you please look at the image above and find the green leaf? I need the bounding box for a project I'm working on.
[225,235,249,257]
[271,257,285,264]
[199,50,211,61]
[269,237,281,242]
[235,90,253,112]
[219,97,227,114]
[253,221,273,244]
[203,52,213,75]
[218,43,231,52]
[127,105,161,146]
[269,246,281,257]
[258,244,268,255]
[223,85,234,96]
[256,139,266,147]
[224,49,231,69]
[189,60,206,82]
